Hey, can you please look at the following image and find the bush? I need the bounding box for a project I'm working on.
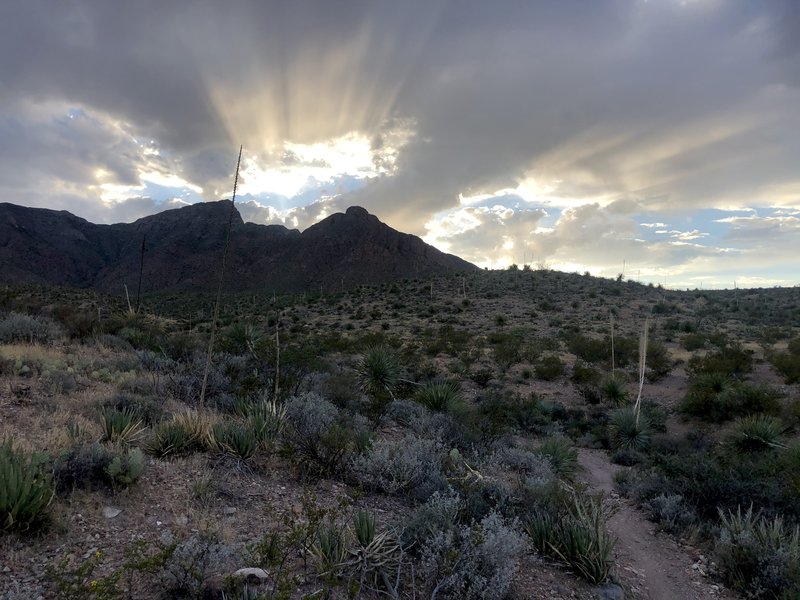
[681,380,780,423]
[771,351,800,384]
[0,439,54,531]
[283,393,363,476]
[419,512,526,600]
[600,376,628,405]
[105,447,145,488]
[209,421,257,460]
[535,354,564,381]
[716,505,800,598]
[688,343,752,377]
[0,312,62,344]
[642,493,697,535]
[53,442,113,493]
[351,435,445,497]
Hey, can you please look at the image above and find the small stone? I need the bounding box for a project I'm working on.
[594,583,625,600]
[103,507,121,519]
[232,567,269,582]
[223,506,237,515]
[175,515,189,526]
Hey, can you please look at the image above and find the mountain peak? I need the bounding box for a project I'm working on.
[345,206,370,218]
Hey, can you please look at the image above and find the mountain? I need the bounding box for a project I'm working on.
[0,201,477,293]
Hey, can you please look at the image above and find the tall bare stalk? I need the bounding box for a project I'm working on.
[199,145,243,406]
[610,313,615,377]
[634,317,649,424]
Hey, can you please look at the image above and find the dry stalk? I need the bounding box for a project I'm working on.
[199,145,243,407]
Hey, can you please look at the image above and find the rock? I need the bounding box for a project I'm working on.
[175,514,189,526]
[223,506,237,515]
[594,583,625,600]
[103,507,122,519]
[232,567,269,582]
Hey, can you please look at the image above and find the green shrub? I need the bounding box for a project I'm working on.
[681,378,779,423]
[535,354,565,381]
[0,439,54,531]
[608,409,651,451]
[53,442,113,493]
[771,351,800,384]
[688,342,753,377]
[716,505,800,598]
[243,399,287,450]
[146,422,193,459]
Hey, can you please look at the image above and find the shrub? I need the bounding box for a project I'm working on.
[53,442,113,493]
[608,409,651,451]
[243,399,287,450]
[642,493,697,535]
[0,439,54,531]
[351,435,445,497]
[688,343,752,377]
[727,415,785,453]
[486,447,554,482]
[535,354,564,381]
[0,312,62,344]
[681,380,780,423]
[419,512,526,600]
[716,505,800,598]
[146,422,194,459]
[283,393,361,476]
[415,380,462,412]
[771,351,800,384]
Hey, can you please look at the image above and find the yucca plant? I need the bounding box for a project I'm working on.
[341,510,400,590]
[524,492,615,584]
[244,400,287,450]
[414,379,461,412]
[209,421,257,460]
[1,439,54,531]
[356,345,400,399]
[146,421,191,458]
[311,521,347,579]
[536,436,578,480]
[727,415,786,453]
[608,408,651,451]
[99,407,145,446]
[172,409,214,452]
[600,376,628,405]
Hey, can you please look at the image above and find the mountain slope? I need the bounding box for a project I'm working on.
[0,201,477,293]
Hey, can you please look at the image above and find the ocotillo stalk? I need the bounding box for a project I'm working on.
[200,145,243,407]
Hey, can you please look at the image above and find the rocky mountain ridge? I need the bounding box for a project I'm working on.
[0,201,477,293]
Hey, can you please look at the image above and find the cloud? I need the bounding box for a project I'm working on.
[0,0,799,286]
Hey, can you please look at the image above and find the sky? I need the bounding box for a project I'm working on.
[1,0,799,289]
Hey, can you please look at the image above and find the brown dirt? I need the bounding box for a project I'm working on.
[578,449,735,600]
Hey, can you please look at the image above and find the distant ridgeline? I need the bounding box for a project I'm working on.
[0,201,477,294]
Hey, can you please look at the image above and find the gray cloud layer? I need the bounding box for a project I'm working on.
[1,0,798,284]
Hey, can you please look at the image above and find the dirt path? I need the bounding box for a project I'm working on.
[578,449,734,600]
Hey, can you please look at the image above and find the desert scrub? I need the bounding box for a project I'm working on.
[600,376,628,405]
[351,434,445,497]
[0,439,54,531]
[418,512,526,600]
[283,393,369,476]
[0,311,62,344]
[726,414,786,453]
[681,379,780,423]
[98,406,146,446]
[356,345,400,398]
[208,420,257,460]
[716,505,800,599]
[535,436,578,480]
[534,354,564,381]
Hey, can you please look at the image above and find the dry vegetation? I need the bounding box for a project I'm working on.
[1,270,799,599]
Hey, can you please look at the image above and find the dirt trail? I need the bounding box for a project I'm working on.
[578,449,734,600]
